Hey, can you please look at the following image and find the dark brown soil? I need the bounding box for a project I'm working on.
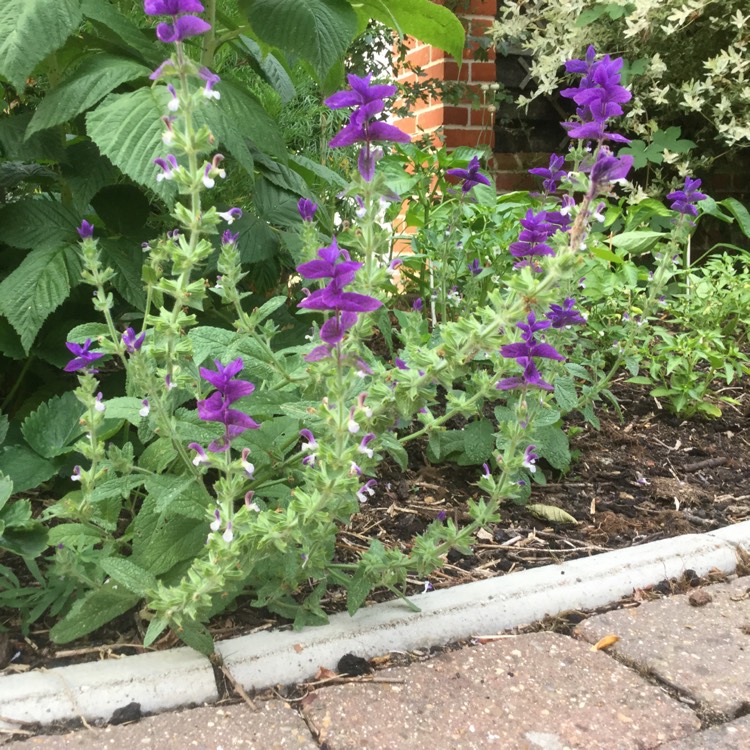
[1,379,748,675]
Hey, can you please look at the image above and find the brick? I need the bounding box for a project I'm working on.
[444,127,494,149]
[468,61,497,82]
[495,171,536,192]
[469,108,495,127]
[466,16,495,36]
[393,116,417,135]
[465,0,498,13]
[416,107,444,131]
[405,45,431,68]
[444,106,469,126]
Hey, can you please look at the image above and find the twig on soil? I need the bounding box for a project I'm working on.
[218,663,258,711]
[683,457,728,472]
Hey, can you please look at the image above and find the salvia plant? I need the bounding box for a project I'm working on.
[0,2,722,655]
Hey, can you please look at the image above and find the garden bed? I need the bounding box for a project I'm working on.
[2,378,747,675]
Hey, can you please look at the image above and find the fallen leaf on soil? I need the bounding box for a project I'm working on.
[314,666,338,681]
[526,503,578,525]
[591,634,620,651]
[475,527,494,541]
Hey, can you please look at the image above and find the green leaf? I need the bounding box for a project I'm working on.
[174,620,215,656]
[0,245,78,352]
[239,35,296,103]
[62,140,119,212]
[651,126,695,155]
[719,197,750,238]
[27,54,151,137]
[143,617,169,647]
[100,238,148,309]
[0,197,79,249]
[288,154,348,190]
[460,419,494,465]
[379,432,408,471]
[100,557,157,596]
[48,523,105,548]
[104,397,148,426]
[0,112,66,162]
[0,446,57,493]
[610,231,666,255]
[526,504,578,525]
[86,88,175,201]
[0,0,83,92]
[346,569,373,615]
[240,0,358,80]
[532,425,570,471]
[0,474,11,508]
[80,0,162,65]
[553,376,577,413]
[50,583,139,643]
[21,391,85,459]
[355,0,465,65]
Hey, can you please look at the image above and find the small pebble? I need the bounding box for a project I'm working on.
[688,589,712,607]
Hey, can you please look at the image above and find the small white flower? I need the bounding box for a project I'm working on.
[139,399,150,417]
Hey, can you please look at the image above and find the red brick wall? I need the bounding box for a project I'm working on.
[393,0,498,152]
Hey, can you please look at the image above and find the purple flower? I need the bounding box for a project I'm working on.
[358,433,376,458]
[63,339,104,373]
[188,442,211,466]
[446,156,492,193]
[468,258,482,276]
[197,358,259,452]
[149,59,175,80]
[357,479,377,503]
[546,298,586,328]
[666,176,707,217]
[496,312,565,392]
[156,15,211,43]
[561,46,631,144]
[154,154,178,182]
[522,445,539,473]
[325,73,410,181]
[77,220,94,239]
[222,230,239,245]
[144,0,205,13]
[412,298,423,312]
[394,357,409,370]
[298,198,318,222]
[218,207,242,224]
[122,327,146,353]
[509,210,557,265]
[528,153,566,193]
[320,311,358,346]
[587,148,633,193]
[198,67,220,100]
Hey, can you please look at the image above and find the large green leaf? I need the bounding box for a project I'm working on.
[27,54,151,137]
[0,245,79,352]
[21,391,85,459]
[100,238,148,310]
[0,446,57,492]
[86,88,175,201]
[0,0,83,91]
[0,112,66,162]
[239,0,358,80]
[239,35,296,104]
[0,197,79,249]
[62,140,119,212]
[80,0,162,65]
[354,0,465,64]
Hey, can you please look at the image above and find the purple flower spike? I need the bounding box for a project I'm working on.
[666,176,707,217]
[144,0,205,14]
[77,220,94,239]
[298,198,318,222]
[588,148,633,193]
[197,358,259,451]
[509,209,557,263]
[122,327,146,353]
[63,339,104,373]
[546,298,586,328]
[446,156,492,193]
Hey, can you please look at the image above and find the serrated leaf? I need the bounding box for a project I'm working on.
[0,415,8,449]
[554,376,577,413]
[0,112,66,162]
[355,0,465,65]
[0,0,83,92]
[240,0,358,81]
[0,446,56,492]
[62,140,119,212]
[174,620,215,656]
[526,504,578,525]
[532,425,570,471]
[346,569,373,615]
[460,419,494,465]
[0,197,79,249]
[0,474,11,507]
[48,523,105,548]
[50,583,139,643]
[86,88,175,201]
[21,391,85,459]
[27,54,150,137]
[239,35,296,103]
[100,238,148,309]
[0,245,78,352]
[100,556,156,596]
[105,397,148,426]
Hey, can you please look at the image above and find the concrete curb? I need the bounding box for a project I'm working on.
[2,521,749,731]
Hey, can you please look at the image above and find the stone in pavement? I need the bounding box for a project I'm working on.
[656,715,750,749]
[2,701,317,750]
[300,632,699,750]
[576,575,750,719]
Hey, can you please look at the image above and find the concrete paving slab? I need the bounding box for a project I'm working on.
[3,701,317,750]
[575,576,750,719]
[657,715,750,749]
[299,632,699,750]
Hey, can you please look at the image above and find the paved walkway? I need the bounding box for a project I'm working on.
[4,576,750,749]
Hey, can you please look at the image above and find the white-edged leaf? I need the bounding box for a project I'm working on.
[27,54,151,137]
[0,0,82,92]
